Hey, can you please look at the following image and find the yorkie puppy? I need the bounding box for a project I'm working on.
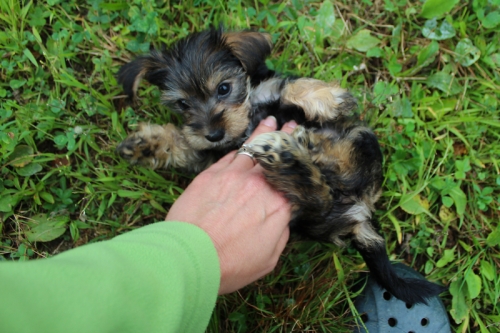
[116,28,445,304]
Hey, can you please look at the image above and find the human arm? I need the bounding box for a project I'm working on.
[0,222,219,333]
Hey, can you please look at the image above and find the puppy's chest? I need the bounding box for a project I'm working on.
[248,98,308,131]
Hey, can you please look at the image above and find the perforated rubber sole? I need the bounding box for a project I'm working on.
[353,264,451,333]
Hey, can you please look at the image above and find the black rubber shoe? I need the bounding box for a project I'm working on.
[354,264,451,333]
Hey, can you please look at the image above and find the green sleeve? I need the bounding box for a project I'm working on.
[0,221,220,333]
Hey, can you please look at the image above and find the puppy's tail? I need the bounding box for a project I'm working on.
[353,234,447,305]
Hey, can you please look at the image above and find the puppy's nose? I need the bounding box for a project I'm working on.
[205,129,225,142]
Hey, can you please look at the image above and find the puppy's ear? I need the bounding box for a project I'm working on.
[223,32,272,75]
[118,51,168,101]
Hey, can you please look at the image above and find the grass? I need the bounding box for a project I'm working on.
[1,0,499,332]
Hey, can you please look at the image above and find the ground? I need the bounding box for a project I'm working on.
[0,0,499,332]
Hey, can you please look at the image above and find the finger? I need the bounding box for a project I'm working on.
[210,150,237,170]
[244,116,278,143]
[231,116,278,169]
[232,151,258,169]
[193,151,235,176]
[281,120,297,134]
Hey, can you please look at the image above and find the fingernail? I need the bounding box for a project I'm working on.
[262,116,277,127]
[286,120,297,129]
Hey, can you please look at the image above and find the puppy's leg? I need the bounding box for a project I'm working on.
[248,125,446,305]
[116,123,214,172]
[281,78,357,122]
[245,128,332,216]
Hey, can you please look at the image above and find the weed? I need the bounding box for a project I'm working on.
[0,0,499,332]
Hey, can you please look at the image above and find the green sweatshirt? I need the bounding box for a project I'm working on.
[0,222,220,333]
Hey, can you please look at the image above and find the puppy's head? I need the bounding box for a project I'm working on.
[118,28,272,150]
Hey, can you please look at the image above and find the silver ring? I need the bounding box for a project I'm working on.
[236,145,256,165]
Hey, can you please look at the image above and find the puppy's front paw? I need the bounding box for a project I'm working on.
[281,78,357,122]
[116,123,175,169]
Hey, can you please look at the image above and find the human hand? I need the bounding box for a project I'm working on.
[166,116,297,294]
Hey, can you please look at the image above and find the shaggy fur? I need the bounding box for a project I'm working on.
[116,28,446,305]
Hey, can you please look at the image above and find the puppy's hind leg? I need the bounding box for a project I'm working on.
[352,222,447,305]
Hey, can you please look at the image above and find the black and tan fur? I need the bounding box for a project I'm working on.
[116,28,445,305]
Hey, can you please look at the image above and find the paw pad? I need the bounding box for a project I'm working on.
[246,131,304,168]
[116,124,173,169]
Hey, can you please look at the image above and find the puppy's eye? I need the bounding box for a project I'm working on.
[217,83,231,98]
[177,99,189,110]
